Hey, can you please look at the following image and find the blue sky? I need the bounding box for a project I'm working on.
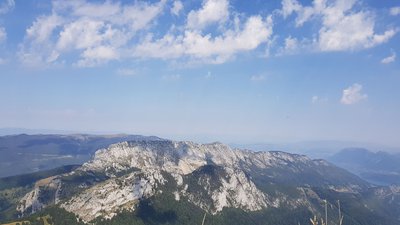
[0,0,399,146]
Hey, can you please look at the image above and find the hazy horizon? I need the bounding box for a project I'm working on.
[2,127,400,153]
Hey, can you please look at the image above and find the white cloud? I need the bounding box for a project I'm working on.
[340,83,367,105]
[0,0,14,14]
[134,15,273,64]
[186,0,229,30]
[18,14,64,66]
[281,0,301,19]
[277,36,307,55]
[0,26,6,43]
[250,75,265,81]
[77,46,119,67]
[390,6,400,16]
[381,51,396,64]
[118,0,167,31]
[171,1,183,16]
[55,0,121,19]
[53,0,166,31]
[18,0,274,67]
[19,0,166,67]
[26,14,63,43]
[281,0,397,52]
[281,0,324,27]
[318,12,395,51]
[276,35,318,56]
[283,36,298,52]
[56,19,110,54]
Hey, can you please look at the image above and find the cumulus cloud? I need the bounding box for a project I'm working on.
[19,0,166,67]
[390,7,400,16]
[171,1,183,16]
[17,0,394,68]
[18,0,273,67]
[77,46,119,67]
[277,36,311,55]
[0,0,14,14]
[186,0,229,30]
[340,83,367,105]
[134,15,273,64]
[281,0,397,52]
[19,14,64,65]
[282,36,299,52]
[381,51,396,64]
[281,0,323,27]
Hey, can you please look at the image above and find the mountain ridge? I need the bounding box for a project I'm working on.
[14,140,368,221]
[1,139,400,225]
[328,148,400,185]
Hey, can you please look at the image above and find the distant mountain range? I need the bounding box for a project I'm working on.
[1,139,400,225]
[232,140,400,159]
[328,148,400,186]
[0,134,163,178]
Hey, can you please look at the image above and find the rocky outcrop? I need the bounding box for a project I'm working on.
[16,139,367,222]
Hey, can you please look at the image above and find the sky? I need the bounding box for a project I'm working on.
[0,0,399,146]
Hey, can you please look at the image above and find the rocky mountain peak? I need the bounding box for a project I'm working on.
[15,139,369,223]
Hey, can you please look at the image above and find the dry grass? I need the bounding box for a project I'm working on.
[309,199,343,225]
[34,176,57,188]
[310,216,326,225]
[1,221,30,225]
[39,215,52,225]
